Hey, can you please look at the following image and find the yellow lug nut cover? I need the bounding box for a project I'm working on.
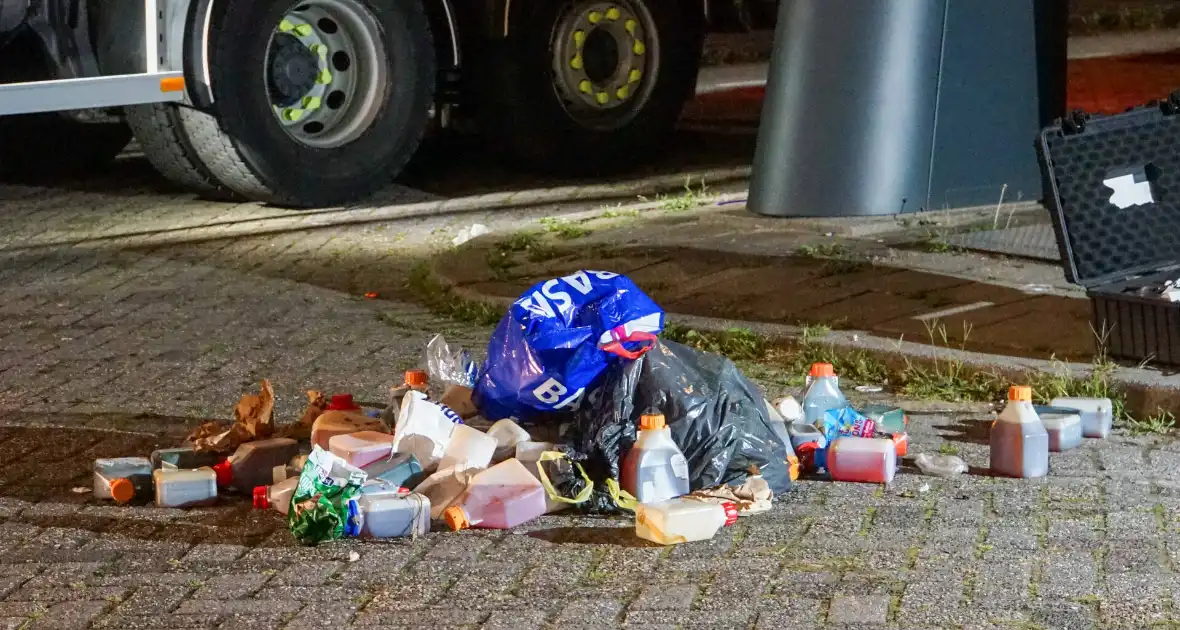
[279,19,295,32]
[282,108,304,121]
[311,44,327,57]
[595,91,609,105]
[628,69,642,83]
[301,96,322,110]
[632,40,645,55]
[294,23,313,36]
[570,55,584,70]
[625,19,637,33]
[588,11,602,23]
[578,80,592,94]
[574,30,586,46]
[616,86,629,100]
[317,69,333,84]
[606,7,621,20]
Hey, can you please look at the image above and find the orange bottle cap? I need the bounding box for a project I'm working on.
[444,506,469,531]
[404,370,428,387]
[109,478,135,504]
[809,363,835,378]
[1008,385,1032,402]
[639,413,665,430]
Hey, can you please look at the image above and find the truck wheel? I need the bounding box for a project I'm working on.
[478,0,704,173]
[195,0,436,207]
[124,104,240,200]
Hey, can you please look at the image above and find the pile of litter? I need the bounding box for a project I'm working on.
[90,270,1117,546]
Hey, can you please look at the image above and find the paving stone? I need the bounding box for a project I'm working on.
[26,600,109,629]
[628,584,697,611]
[827,595,890,625]
[483,609,548,630]
[189,573,271,600]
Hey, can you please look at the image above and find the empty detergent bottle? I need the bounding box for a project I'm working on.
[1034,405,1083,452]
[93,457,153,504]
[253,476,299,515]
[990,386,1049,479]
[153,468,218,507]
[438,424,497,471]
[381,369,430,425]
[362,452,425,489]
[635,498,739,545]
[212,438,300,491]
[311,394,391,450]
[353,492,431,538]
[802,363,848,425]
[621,413,690,504]
[329,431,395,468]
[1050,397,1113,438]
[444,458,547,531]
[826,437,897,484]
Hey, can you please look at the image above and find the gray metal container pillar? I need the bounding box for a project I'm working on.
[748,0,947,217]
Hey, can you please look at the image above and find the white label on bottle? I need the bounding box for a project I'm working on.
[671,454,689,480]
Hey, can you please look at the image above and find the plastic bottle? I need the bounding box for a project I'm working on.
[914,453,968,477]
[787,421,828,451]
[415,466,477,519]
[311,394,391,450]
[1036,407,1083,452]
[443,459,547,531]
[354,492,431,538]
[621,413,690,504]
[826,436,897,484]
[153,468,217,507]
[990,386,1049,479]
[802,363,848,425]
[362,452,425,489]
[212,438,300,491]
[635,498,738,545]
[381,369,430,425]
[438,423,497,471]
[150,447,221,471]
[93,457,152,504]
[252,476,299,515]
[329,431,395,468]
[487,419,531,462]
[515,441,568,514]
[1050,397,1113,438]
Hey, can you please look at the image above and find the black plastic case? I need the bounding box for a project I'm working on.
[1038,96,1180,365]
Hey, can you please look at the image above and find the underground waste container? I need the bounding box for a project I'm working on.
[747,0,1067,218]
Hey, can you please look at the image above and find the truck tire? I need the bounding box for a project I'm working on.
[124,104,240,200]
[477,0,705,174]
[192,0,436,207]
[0,32,131,180]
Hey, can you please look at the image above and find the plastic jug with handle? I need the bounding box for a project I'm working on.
[443,458,547,531]
[990,386,1049,479]
[620,413,690,504]
[253,476,299,515]
[1034,405,1083,452]
[211,438,300,491]
[1049,397,1113,438]
[438,424,497,471]
[354,492,431,538]
[381,369,430,425]
[802,363,848,425]
[93,457,153,504]
[153,468,217,507]
[329,431,395,468]
[635,498,738,545]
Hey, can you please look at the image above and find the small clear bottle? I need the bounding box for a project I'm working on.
[252,476,299,515]
[802,363,848,425]
[153,468,218,507]
[635,498,738,545]
[93,457,153,504]
[443,459,547,531]
[620,413,690,504]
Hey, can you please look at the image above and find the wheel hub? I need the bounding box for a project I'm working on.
[550,0,658,129]
[264,0,388,148]
[268,33,320,107]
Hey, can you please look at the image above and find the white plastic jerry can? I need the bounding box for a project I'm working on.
[1049,397,1113,438]
[635,498,738,545]
[620,413,690,504]
[990,386,1049,479]
[443,458,547,531]
[154,468,218,508]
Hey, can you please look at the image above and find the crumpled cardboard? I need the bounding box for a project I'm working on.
[186,380,275,454]
[687,468,773,515]
[277,390,326,440]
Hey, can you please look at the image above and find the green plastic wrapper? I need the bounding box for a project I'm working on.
[288,446,366,545]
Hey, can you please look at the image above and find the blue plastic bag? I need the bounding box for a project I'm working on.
[474,270,664,421]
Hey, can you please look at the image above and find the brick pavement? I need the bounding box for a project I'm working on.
[1,170,1180,629]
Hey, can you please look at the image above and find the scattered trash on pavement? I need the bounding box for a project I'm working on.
[85,269,1120,548]
[914,453,969,477]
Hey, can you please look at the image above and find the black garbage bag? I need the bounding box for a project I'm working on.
[562,339,793,505]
